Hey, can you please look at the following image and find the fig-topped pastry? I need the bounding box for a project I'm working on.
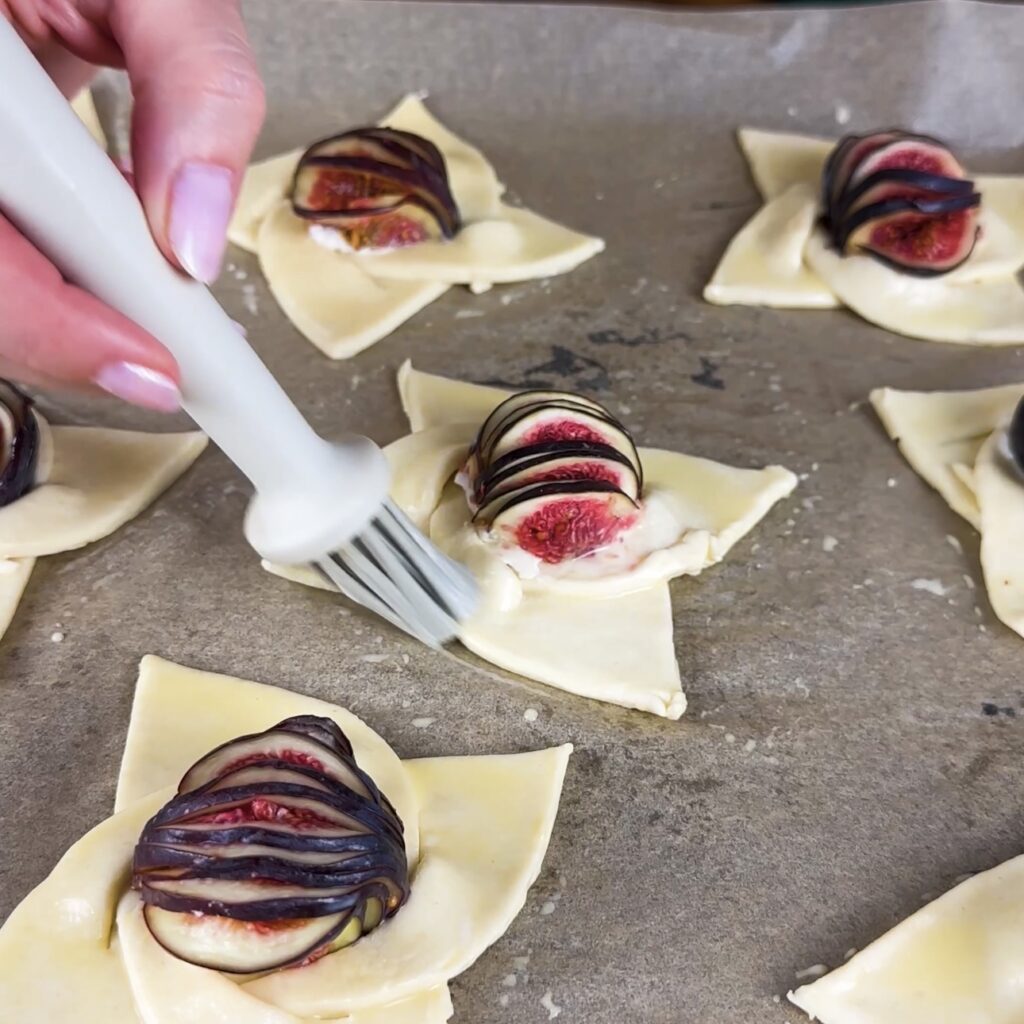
[822,130,982,275]
[133,715,409,974]
[1009,398,1024,474]
[290,126,461,252]
[0,381,50,508]
[463,390,645,568]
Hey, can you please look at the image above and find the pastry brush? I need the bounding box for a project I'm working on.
[0,21,477,647]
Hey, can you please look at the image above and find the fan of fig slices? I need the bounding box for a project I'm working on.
[822,129,982,275]
[0,381,43,509]
[132,715,410,974]
[290,126,461,251]
[464,391,645,565]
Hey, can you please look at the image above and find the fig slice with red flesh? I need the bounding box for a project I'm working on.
[486,402,641,473]
[177,726,376,801]
[477,441,641,505]
[824,130,982,275]
[841,193,981,275]
[475,480,640,564]
[143,904,354,974]
[0,380,42,509]
[290,127,460,248]
[849,135,968,185]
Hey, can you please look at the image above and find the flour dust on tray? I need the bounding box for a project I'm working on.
[264,364,798,719]
[228,94,604,358]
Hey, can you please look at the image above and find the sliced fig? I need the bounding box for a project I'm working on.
[143,903,352,974]
[843,195,981,275]
[134,715,410,975]
[834,168,975,224]
[177,723,376,801]
[823,129,982,275]
[1009,398,1024,474]
[477,442,641,504]
[137,841,356,866]
[487,403,641,472]
[0,381,42,508]
[290,126,459,249]
[822,130,900,225]
[135,845,398,885]
[849,135,967,185]
[476,480,639,564]
[473,390,609,463]
[148,822,382,850]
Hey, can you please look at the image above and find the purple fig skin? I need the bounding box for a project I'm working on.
[474,477,632,527]
[0,381,41,509]
[834,167,975,223]
[473,390,609,460]
[477,444,641,506]
[1010,400,1024,474]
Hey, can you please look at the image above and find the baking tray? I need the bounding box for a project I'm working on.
[3,1,1023,1020]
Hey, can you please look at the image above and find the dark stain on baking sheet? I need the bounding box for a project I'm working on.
[587,326,689,348]
[691,356,725,390]
[481,345,611,392]
[981,702,1017,719]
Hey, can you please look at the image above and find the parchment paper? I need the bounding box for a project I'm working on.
[3,1,1024,1021]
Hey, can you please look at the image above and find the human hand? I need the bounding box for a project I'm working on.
[0,0,265,410]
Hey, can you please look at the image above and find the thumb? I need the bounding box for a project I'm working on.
[110,0,265,282]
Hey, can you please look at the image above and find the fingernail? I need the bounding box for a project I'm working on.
[168,161,233,283]
[94,362,181,412]
[231,318,248,337]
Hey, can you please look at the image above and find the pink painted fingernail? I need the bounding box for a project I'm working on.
[168,162,233,283]
[94,362,181,412]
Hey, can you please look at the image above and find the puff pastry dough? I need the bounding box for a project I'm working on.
[791,855,1024,1023]
[871,383,1024,637]
[0,656,571,1024]
[267,365,796,718]
[0,417,206,641]
[707,128,1024,344]
[228,95,604,358]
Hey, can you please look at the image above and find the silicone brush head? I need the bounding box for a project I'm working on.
[316,499,479,648]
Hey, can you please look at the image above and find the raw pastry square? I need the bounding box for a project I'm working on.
[266,364,797,718]
[791,854,1024,1023]
[706,128,1024,344]
[0,656,571,1024]
[871,383,1024,638]
[228,94,604,358]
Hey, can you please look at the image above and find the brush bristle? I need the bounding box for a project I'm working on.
[316,499,479,648]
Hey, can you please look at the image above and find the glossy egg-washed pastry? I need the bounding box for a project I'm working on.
[227,94,604,359]
[791,853,1024,1023]
[705,126,1024,344]
[871,383,1024,639]
[0,656,571,1023]
[265,364,797,719]
[0,382,207,641]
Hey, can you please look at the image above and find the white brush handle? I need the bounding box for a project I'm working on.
[0,22,388,564]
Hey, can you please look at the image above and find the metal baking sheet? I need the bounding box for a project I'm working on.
[3,1,1023,1020]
